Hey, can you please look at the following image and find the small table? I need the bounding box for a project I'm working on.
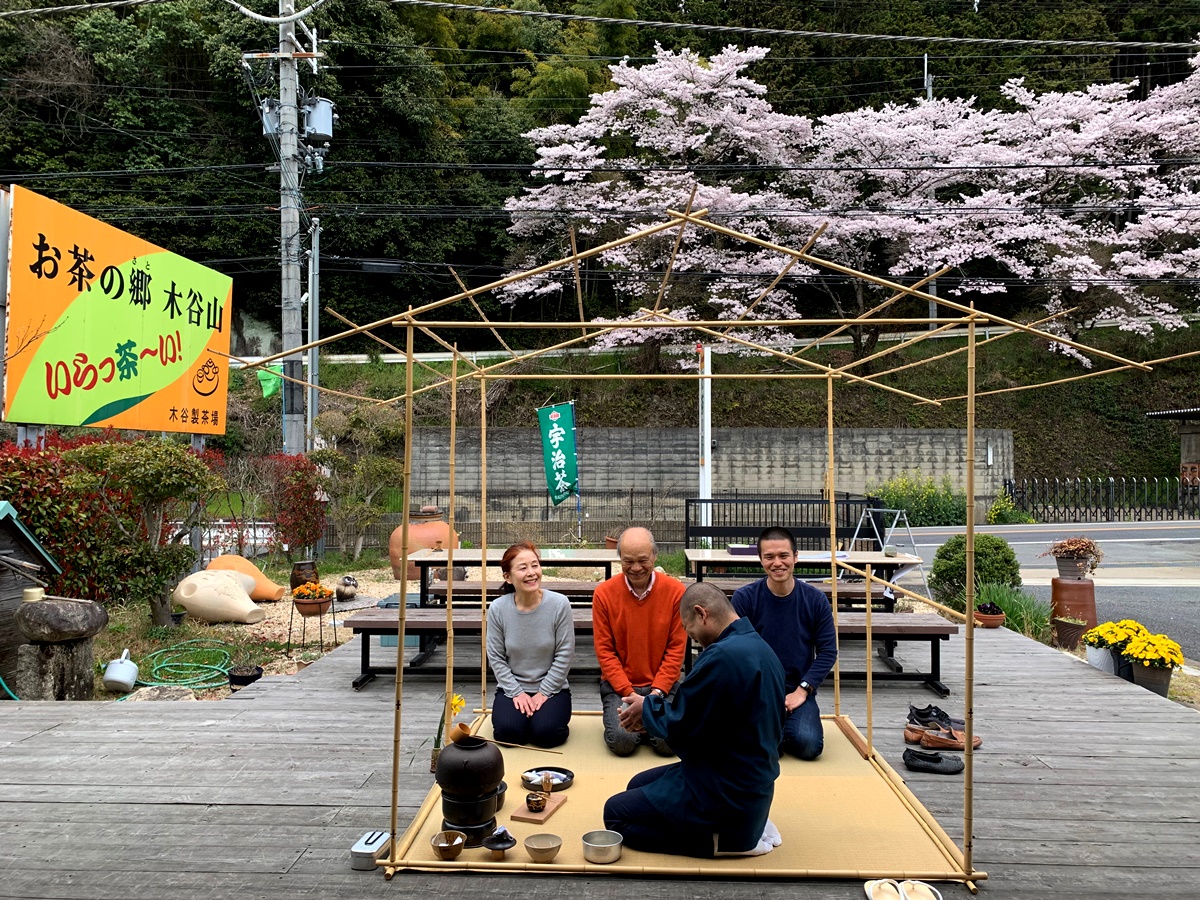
[407,547,619,607]
[684,549,922,584]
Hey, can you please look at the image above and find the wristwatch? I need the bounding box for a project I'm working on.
[649,688,666,699]
[800,681,815,696]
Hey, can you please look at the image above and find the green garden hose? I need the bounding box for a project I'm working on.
[134,639,238,691]
[0,673,18,701]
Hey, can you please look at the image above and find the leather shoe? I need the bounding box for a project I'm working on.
[919,724,982,751]
[903,748,964,775]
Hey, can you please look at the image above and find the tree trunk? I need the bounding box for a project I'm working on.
[149,588,172,627]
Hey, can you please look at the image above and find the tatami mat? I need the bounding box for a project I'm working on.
[387,712,975,881]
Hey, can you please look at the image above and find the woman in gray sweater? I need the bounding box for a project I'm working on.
[486,541,575,747]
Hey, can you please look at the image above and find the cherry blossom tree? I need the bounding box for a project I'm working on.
[503,45,1199,364]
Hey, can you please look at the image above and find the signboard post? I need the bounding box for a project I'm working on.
[2,185,232,434]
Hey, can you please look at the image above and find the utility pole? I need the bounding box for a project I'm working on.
[279,0,304,454]
[924,54,938,330]
[306,217,321,450]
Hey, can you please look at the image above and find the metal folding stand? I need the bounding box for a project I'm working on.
[286,603,337,656]
[848,507,931,599]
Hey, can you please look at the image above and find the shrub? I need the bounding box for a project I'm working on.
[986,491,1035,525]
[975,582,1051,642]
[868,473,966,527]
[929,534,1022,608]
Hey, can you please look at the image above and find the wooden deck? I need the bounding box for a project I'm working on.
[1,627,1198,898]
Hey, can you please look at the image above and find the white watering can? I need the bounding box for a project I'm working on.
[103,649,138,693]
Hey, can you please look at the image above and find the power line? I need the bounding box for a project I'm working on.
[0,0,170,19]
[385,0,1200,51]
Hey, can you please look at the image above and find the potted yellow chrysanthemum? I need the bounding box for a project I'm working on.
[1120,633,1183,697]
[1081,619,1147,680]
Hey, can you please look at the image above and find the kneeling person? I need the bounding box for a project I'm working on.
[592,527,686,757]
[602,583,786,858]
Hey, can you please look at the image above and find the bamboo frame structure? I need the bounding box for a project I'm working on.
[312,209,1158,890]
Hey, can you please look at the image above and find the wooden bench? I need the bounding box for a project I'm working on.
[342,608,956,696]
[425,579,598,606]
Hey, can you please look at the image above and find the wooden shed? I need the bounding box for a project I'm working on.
[0,501,62,696]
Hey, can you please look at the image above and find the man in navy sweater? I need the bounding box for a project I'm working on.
[731,526,838,760]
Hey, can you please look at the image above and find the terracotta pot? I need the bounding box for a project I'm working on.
[974,611,1006,629]
[290,560,319,592]
[293,597,332,617]
[604,535,619,550]
[390,506,459,580]
[206,555,287,601]
[434,735,504,798]
[1050,577,1097,628]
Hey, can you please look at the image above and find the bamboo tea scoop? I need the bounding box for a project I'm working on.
[448,723,563,754]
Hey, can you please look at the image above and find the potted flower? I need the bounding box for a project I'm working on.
[430,692,466,772]
[292,580,334,617]
[1040,536,1103,580]
[1081,619,1147,679]
[974,601,1006,629]
[1120,632,1183,697]
[1051,615,1089,651]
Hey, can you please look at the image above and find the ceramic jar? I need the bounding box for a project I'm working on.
[290,560,319,592]
[390,506,459,580]
[434,735,504,798]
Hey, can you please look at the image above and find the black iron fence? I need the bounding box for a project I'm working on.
[326,489,877,553]
[684,494,879,551]
[1004,477,1200,523]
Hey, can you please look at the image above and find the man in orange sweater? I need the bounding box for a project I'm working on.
[592,527,687,756]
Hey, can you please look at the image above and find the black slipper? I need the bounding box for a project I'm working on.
[903,748,964,775]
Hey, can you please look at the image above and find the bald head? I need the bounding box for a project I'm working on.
[681,582,737,648]
[617,527,658,592]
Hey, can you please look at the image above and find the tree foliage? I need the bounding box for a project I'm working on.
[504,46,1199,362]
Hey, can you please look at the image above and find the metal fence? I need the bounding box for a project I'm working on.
[1004,477,1200,523]
[326,489,873,553]
[684,494,878,550]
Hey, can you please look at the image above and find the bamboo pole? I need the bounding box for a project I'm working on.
[667,208,1152,372]
[827,373,841,717]
[449,266,517,357]
[963,304,977,878]
[684,319,939,405]
[864,562,873,755]
[393,316,973,329]
[568,227,587,338]
[791,265,949,356]
[211,349,380,403]
[926,343,1200,404]
[716,221,825,335]
[444,347,459,752]
[324,308,448,379]
[375,311,665,405]
[835,319,963,373]
[251,211,712,367]
[651,185,697,313]
[479,373,489,713]
[386,312,416,863]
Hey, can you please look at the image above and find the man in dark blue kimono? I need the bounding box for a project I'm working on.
[603,582,787,858]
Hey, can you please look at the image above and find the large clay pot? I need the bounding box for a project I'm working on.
[172,571,265,624]
[390,506,459,580]
[207,555,287,601]
[290,560,319,592]
[1050,577,1097,628]
[434,735,504,799]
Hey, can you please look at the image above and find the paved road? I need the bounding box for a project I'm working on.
[894,521,1200,660]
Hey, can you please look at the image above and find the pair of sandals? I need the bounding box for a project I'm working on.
[864,879,943,900]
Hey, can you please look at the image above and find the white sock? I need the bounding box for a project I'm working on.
[713,836,777,857]
[762,819,782,847]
